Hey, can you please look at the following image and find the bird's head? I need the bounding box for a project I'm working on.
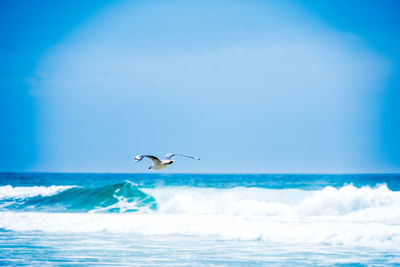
[165,160,174,165]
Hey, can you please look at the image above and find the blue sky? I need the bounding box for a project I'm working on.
[1,0,399,173]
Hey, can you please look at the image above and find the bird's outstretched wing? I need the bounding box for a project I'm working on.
[164,153,200,160]
[134,155,161,164]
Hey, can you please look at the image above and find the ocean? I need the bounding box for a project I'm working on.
[0,173,399,266]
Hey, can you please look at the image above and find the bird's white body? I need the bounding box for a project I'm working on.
[151,160,174,170]
[134,153,199,170]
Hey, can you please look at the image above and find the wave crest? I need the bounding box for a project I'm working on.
[0,185,75,199]
[148,184,400,217]
[297,184,397,216]
[0,181,157,213]
[1,183,400,248]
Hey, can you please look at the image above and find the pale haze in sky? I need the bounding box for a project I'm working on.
[2,0,399,173]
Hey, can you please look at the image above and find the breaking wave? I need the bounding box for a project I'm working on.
[0,181,157,212]
[0,183,400,248]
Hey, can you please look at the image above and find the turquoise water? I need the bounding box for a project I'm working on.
[1,173,400,266]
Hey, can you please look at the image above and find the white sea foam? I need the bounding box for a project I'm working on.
[145,184,400,217]
[0,184,399,249]
[0,185,75,199]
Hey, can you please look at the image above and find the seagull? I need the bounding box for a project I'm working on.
[134,153,200,170]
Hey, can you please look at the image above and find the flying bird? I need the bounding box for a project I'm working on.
[134,153,200,170]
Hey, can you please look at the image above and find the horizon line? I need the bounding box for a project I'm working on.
[1,171,400,175]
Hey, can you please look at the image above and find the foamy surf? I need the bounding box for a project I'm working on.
[0,185,75,199]
[0,183,399,250]
[145,184,400,217]
[1,210,399,249]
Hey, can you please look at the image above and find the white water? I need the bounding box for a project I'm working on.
[0,184,400,250]
[145,184,400,217]
[0,185,75,199]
